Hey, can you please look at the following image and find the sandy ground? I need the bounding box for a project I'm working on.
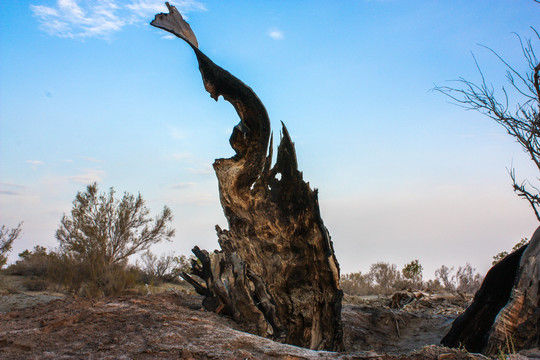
[0,275,488,359]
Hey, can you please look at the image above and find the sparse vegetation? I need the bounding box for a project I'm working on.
[7,246,56,277]
[341,260,483,296]
[1,183,177,297]
[139,251,193,284]
[492,238,530,265]
[402,259,423,288]
[0,222,23,268]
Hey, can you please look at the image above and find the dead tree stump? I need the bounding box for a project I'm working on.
[151,3,343,351]
[442,226,540,355]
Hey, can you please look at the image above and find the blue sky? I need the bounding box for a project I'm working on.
[1,0,539,277]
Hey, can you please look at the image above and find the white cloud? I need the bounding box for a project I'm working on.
[32,5,59,17]
[31,0,206,39]
[27,160,44,170]
[71,169,105,184]
[268,29,284,40]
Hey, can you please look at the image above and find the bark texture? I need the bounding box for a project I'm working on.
[151,3,343,351]
[441,226,540,355]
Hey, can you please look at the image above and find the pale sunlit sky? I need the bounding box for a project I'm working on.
[1,0,539,278]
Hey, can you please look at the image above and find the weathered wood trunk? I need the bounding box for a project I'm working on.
[442,226,540,355]
[152,3,343,351]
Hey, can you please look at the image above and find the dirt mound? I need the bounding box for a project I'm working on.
[0,289,489,359]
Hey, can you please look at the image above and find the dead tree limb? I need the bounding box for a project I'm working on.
[434,30,540,221]
[153,3,343,351]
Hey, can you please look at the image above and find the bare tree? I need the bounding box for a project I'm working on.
[453,263,482,293]
[435,265,455,291]
[368,262,401,294]
[141,251,176,280]
[0,222,23,268]
[434,29,540,220]
[56,183,175,265]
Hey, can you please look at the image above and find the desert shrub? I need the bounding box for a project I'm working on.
[401,260,423,290]
[140,251,176,284]
[492,238,530,265]
[368,262,402,295]
[52,183,175,297]
[434,263,482,294]
[22,277,49,291]
[0,222,23,268]
[340,271,374,296]
[425,279,444,293]
[7,246,56,277]
[47,253,141,297]
[435,265,455,291]
[454,263,482,293]
[342,261,425,295]
[140,252,195,284]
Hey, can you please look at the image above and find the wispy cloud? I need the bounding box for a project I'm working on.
[31,0,206,39]
[169,182,197,189]
[27,160,45,170]
[0,182,27,189]
[71,169,105,184]
[0,182,28,196]
[268,29,284,40]
[79,155,104,163]
[0,190,20,196]
[188,164,213,175]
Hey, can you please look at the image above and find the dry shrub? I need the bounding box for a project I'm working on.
[7,246,55,277]
[342,261,483,296]
[48,183,174,297]
[48,254,141,297]
[0,222,22,268]
[140,252,193,285]
[22,277,49,291]
[8,246,142,297]
[340,272,373,296]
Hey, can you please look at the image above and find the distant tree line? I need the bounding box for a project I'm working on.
[340,260,483,296]
[0,183,531,298]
